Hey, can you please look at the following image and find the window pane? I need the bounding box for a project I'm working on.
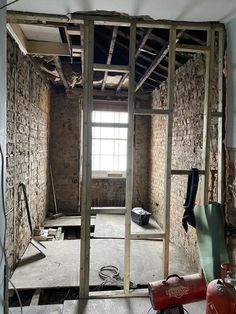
[100,127,115,139]
[114,140,127,155]
[92,111,128,173]
[119,112,128,123]
[114,128,127,139]
[118,156,127,171]
[100,111,115,123]
[100,155,114,170]
[92,139,100,155]
[92,155,100,170]
[93,127,101,138]
[100,139,114,155]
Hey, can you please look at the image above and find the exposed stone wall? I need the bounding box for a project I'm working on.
[50,88,81,213]
[6,35,50,270]
[149,55,218,265]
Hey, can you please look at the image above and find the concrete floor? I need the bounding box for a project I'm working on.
[10,239,197,290]
[10,298,207,313]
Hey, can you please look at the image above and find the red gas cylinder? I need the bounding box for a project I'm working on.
[206,279,236,314]
[148,274,207,310]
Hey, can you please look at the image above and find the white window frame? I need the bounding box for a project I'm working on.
[91,111,128,179]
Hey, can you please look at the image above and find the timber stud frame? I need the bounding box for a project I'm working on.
[79,17,225,299]
[7,11,225,299]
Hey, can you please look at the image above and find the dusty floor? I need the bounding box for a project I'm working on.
[10,298,206,313]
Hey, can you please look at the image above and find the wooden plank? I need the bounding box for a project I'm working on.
[134,108,170,115]
[101,26,118,91]
[89,289,149,298]
[67,26,81,35]
[55,227,62,240]
[201,29,215,204]
[80,24,85,83]
[91,207,126,215]
[79,20,94,299]
[30,289,41,306]
[217,29,225,204]
[116,28,152,93]
[54,56,69,89]
[135,30,184,92]
[175,44,210,53]
[163,26,176,278]
[171,169,205,175]
[44,216,96,228]
[94,63,129,73]
[7,23,28,54]
[124,22,136,295]
[7,11,224,30]
[91,122,128,128]
[183,32,206,46]
[27,41,70,56]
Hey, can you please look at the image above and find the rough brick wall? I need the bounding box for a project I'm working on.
[50,90,150,210]
[133,116,150,208]
[6,35,50,270]
[91,179,126,207]
[50,88,81,213]
[90,115,150,209]
[225,152,236,264]
[149,55,218,265]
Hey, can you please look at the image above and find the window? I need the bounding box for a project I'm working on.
[92,111,128,177]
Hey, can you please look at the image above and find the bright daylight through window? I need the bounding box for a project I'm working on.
[92,111,128,177]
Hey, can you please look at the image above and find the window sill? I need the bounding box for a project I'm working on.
[92,171,126,179]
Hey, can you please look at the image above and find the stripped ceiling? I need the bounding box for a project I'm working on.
[6,8,223,99]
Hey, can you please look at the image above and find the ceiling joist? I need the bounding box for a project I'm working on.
[135,30,185,92]
[54,56,69,89]
[101,26,118,91]
[116,28,152,93]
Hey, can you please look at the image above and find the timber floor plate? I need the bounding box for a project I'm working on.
[94,214,162,238]
[44,216,96,228]
[10,239,195,290]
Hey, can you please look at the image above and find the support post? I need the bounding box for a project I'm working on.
[202,29,215,204]
[163,27,176,278]
[0,1,7,313]
[124,22,136,295]
[217,29,225,204]
[79,19,94,298]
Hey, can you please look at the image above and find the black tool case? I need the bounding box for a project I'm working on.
[131,207,151,226]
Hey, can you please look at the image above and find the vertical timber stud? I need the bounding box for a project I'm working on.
[80,20,94,298]
[124,22,136,295]
[202,29,215,204]
[163,26,176,278]
[217,29,225,204]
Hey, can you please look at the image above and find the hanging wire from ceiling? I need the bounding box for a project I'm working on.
[0,0,20,10]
